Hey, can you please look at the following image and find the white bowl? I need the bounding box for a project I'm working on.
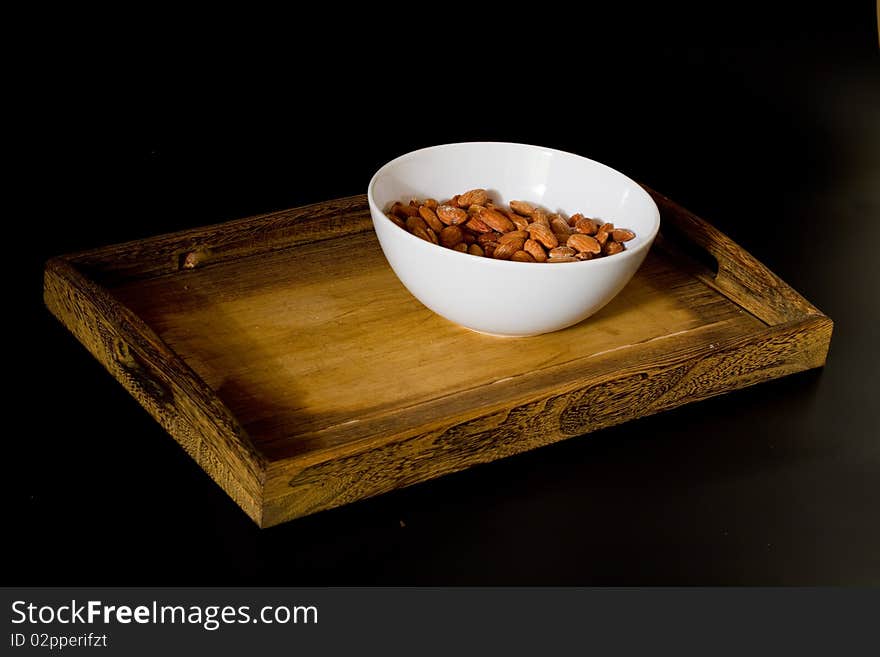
[367,142,661,337]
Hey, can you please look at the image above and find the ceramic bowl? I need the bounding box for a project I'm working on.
[367,142,660,336]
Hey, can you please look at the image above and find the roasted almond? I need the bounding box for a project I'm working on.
[499,230,530,243]
[568,213,584,227]
[423,198,439,209]
[567,233,601,254]
[411,225,432,242]
[478,206,516,233]
[550,216,572,236]
[439,225,464,248]
[419,205,444,232]
[612,228,636,242]
[547,255,579,263]
[392,201,420,218]
[530,212,551,227]
[510,213,530,231]
[478,231,502,245]
[509,200,537,216]
[452,242,468,253]
[426,226,439,244]
[461,230,476,244]
[527,222,559,249]
[594,229,609,246]
[466,216,494,233]
[437,205,469,225]
[457,188,489,207]
[524,238,548,262]
[493,238,525,260]
[599,222,615,233]
[548,246,576,258]
[604,240,625,255]
[468,243,484,257]
[406,215,428,233]
[574,216,600,235]
[387,213,406,230]
[576,251,594,261]
[511,250,536,263]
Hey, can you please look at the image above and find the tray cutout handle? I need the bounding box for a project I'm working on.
[643,185,824,325]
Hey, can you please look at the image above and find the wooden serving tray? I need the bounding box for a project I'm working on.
[44,189,833,527]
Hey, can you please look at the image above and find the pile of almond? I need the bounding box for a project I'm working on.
[385,189,635,262]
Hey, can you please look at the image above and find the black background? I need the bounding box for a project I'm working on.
[11,6,879,584]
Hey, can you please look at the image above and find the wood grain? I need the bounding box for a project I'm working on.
[68,195,373,286]
[644,186,825,324]
[111,233,765,460]
[264,315,832,525]
[44,258,266,524]
[44,192,833,527]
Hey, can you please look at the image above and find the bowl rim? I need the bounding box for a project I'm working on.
[366,141,661,270]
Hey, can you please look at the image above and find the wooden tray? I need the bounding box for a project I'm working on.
[44,189,833,527]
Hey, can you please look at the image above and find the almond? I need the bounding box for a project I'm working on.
[530,212,551,227]
[509,200,537,216]
[548,246,576,258]
[478,206,516,233]
[499,230,530,243]
[574,216,600,235]
[612,228,636,242]
[411,225,432,242]
[547,255,578,263]
[524,238,547,262]
[423,198,439,209]
[453,242,468,252]
[461,230,476,244]
[594,229,609,246]
[457,188,489,207]
[468,243,484,257]
[511,250,536,263]
[387,213,406,230]
[576,251,594,261]
[426,226,439,244]
[527,222,559,249]
[550,216,571,236]
[567,233,601,254]
[439,225,464,248]
[437,205,468,225]
[599,222,615,233]
[478,232,502,245]
[493,238,525,260]
[466,216,494,233]
[510,213,530,231]
[406,215,428,233]
[568,213,584,227]
[392,201,420,218]
[419,205,444,232]
[604,240,625,255]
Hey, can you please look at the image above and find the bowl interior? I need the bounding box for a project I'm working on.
[370,142,659,247]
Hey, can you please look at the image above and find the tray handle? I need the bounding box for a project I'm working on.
[44,257,266,523]
[643,185,824,325]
